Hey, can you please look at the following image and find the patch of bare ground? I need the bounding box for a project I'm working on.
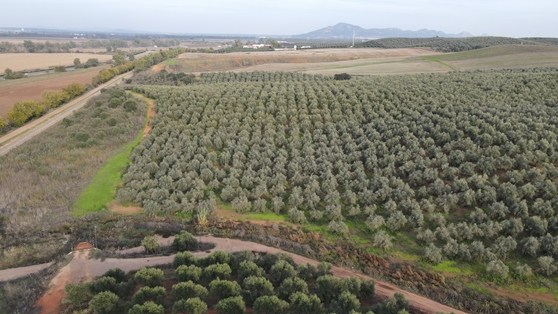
[0,53,112,72]
[107,200,143,215]
[0,67,108,118]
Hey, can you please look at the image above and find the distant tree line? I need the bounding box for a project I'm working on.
[356,36,558,52]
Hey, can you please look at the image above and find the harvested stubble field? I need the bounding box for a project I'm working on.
[0,53,112,72]
[0,66,108,118]
[155,48,437,73]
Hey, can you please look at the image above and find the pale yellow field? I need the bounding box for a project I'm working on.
[0,53,112,72]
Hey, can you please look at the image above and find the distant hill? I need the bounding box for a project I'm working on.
[292,23,473,39]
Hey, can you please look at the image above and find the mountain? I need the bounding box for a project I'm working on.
[292,23,473,39]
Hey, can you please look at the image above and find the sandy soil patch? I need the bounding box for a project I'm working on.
[0,53,112,72]
[73,242,93,251]
[107,200,143,215]
[0,67,105,118]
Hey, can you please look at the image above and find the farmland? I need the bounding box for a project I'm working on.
[0,53,112,72]
[0,66,108,118]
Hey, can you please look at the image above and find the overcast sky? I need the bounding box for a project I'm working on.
[2,0,557,37]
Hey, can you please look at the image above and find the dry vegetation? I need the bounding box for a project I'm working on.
[0,53,112,72]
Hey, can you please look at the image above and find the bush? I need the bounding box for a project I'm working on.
[54,65,67,72]
[200,250,231,266]
[176,264,202,282]
[102,268,126,283]
[170,281,208,301]
[327,220,350,234]
[315,275,340,303]
[172,231,198,252]
[371,292,410,314]
[0,115,6,131]
[90,276,118,295]
[209,278,242,299]
[7,100,45,127]
[63,283,91,308]
[214,296,246,314]
[334,73,351,80]
[128,301,164,314]
[141,235,159,254]
[134,268,164,287]
[237,260,265,283]
[486,259,509,280]
[123,100,138,112]
[253,295,290,314]
[172,297,207,314]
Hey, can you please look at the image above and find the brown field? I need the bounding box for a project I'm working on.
[0,66,107,118]
[154,45,558,76]
[157,48,438,73]
[0,53,112,72]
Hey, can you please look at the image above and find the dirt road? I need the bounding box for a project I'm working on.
[0,71,133,156]
[0,261,53,282]
[32,235,466,314]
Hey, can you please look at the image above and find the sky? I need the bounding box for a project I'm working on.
[2,0,557,37]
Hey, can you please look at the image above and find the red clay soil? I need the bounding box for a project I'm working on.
[0,69,104,118]
[73,242,93,251]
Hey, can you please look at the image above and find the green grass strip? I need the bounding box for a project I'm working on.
[420,56,457,71]
[72,94,151,217]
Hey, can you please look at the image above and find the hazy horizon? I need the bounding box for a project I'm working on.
[1,0,557,37]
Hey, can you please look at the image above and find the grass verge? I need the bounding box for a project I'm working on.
[72,93,152,216]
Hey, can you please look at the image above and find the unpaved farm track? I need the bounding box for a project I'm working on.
[0,71,133,156]
[33,235,466,314]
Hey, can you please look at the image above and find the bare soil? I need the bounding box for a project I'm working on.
[0,67,107,118]
[107,200,143,215]
[0,53,112,72]
[73,242,93,251]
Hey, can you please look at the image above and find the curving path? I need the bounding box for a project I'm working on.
[0,71,133,156]
[30,235,466,314]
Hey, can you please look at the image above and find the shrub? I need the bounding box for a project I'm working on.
[253,295,290,314]
[172,298,207,314]
[141,235,159,254]
[486,259,509,279]
[102,268,126,283]
[538,256,558,276]
[90,276,118,295]
[7,100,45,127]
[176,264,202,282]
[63,283,91,308]
[237,260,265,283]
[334,73,351,80]
[123,100,138,112]
[54,65,67,72]
[200,250,231,267]
[0,115,6,131]
[209,279,242,299]
[327,220,349,234]
[315,275,340,303]
[214,296,246,314]
[134,268,164,287]
[172,231,198,252]
[424,243,443,264]
[371,292,410,314]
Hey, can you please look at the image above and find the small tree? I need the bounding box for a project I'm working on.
[171,281,208,301]
[173,251,198,268]
[329,291,360,314]
[277,277,308,300]
[269,260,297,286]
[202,263,232,281]
[315,275,340,303]
[289,292,323,314]
[0,115,7,131]
[237,260,265,283]
[134,268,164,287]
[242,276,275,304]
[172,231,198,252]
[74,58,82,68]
[209,279,242,299]
[63,283,91,309]
[371,292,410,314]
[372,231,393,250]
[102,268,126,283]
[172,298,207,314]
[538,256,558,276]
[214,296,246,314]
[424,243,443,264]
[128,301,164,314]
[88,291,120,314]
[132,286,166,305]
[486,259,509,280]
[141,236,159,255]
[253,295,289,314]
[175,264,202,282]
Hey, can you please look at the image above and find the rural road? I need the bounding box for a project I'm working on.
[0,261,53,282]
[30,235,466,314]
[0,71,133,156]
